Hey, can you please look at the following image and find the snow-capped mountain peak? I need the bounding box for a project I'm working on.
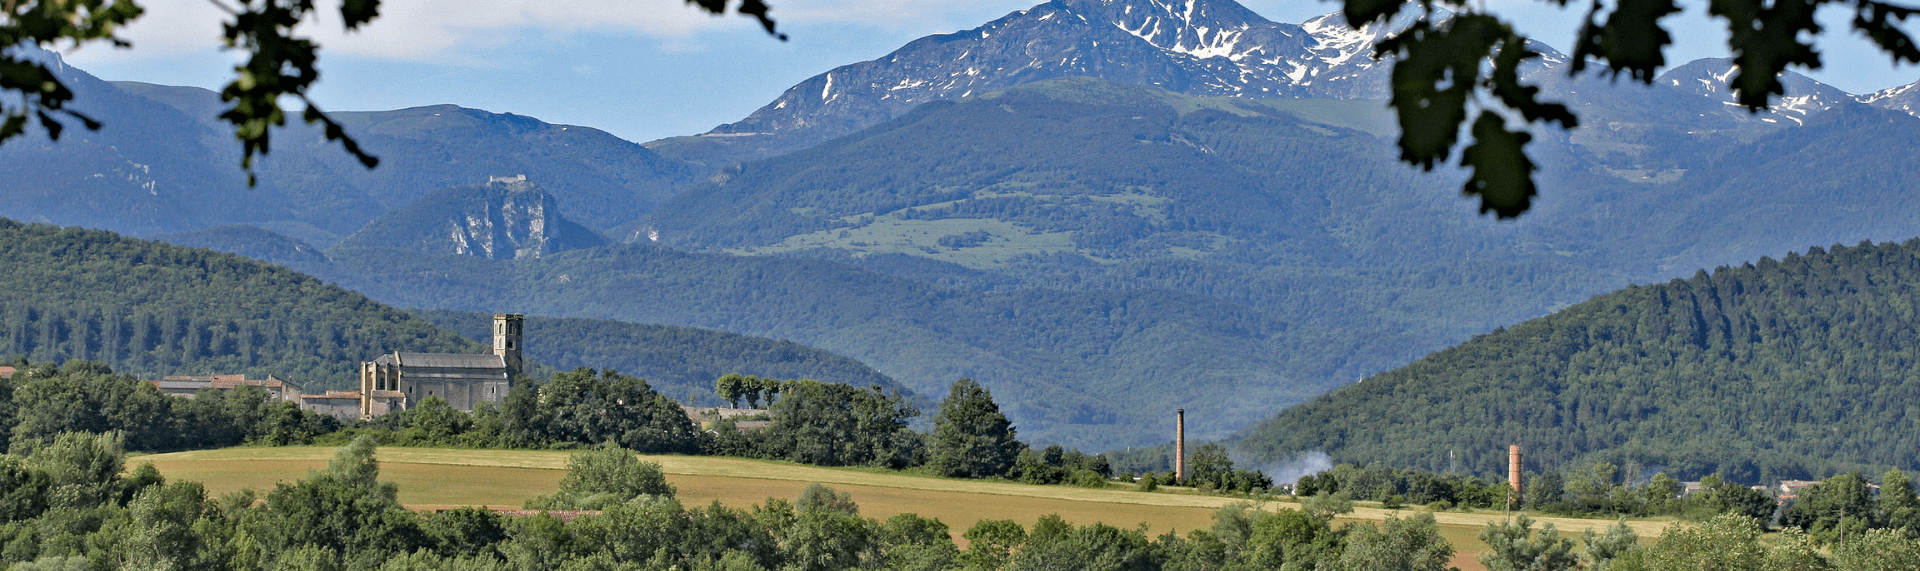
[687,0,1400,161]
[1858,79,1920,118]
[1654,58,1854,125]
[1069,0,1274,59]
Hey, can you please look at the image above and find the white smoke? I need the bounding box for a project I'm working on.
[1252,451,1334,490]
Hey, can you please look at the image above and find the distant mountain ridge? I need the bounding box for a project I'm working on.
[650,0,1875,168]
[653,0,1401,165]
[0,48,697,246]
[1860,78,1920,117]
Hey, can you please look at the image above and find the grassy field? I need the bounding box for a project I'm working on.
[137,446,1673,571]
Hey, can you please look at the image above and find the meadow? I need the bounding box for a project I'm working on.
[137,446,1673,571]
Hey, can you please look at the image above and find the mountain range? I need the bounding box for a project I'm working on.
[2,0,1918,451]
[0,48,694,247]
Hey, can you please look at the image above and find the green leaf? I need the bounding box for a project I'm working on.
[1378,15,1506,170]
[1344,0,1411,28]
[339,0,382,30]
[688,0,787,40]
[1851,0,1920,65]
[1571,0,1683,82]
[1487,33,1577,128]
[1710,0,1824,109]
[1459,111,1538,219]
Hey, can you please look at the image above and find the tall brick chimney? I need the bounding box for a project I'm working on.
[1509,444,1523,505]
[1175,409,1187,482]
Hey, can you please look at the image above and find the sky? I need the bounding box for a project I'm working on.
[61,0,1920,144]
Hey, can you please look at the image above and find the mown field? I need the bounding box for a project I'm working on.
[136,446,1672,571]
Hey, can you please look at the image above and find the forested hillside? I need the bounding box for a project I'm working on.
[155,225,333,268]
[410,309,906,403]
[0,219,481,388]
[317,244,1328,449]
[1240,239,1920,483]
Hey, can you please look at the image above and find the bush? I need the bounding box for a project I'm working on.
[1070,470,1109,489]
[524,443,674,510]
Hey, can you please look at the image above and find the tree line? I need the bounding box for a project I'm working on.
[0,359,1275,497]
[0,360,339,454]
[0,431,1422,570]
[17,430,1920,570]
[1293,461,1777,521]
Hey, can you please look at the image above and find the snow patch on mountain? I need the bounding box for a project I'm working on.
[674,0,1882,167]
[1859,80,1920,118]
[1654,58,1853,125]
[699,0,1407,151]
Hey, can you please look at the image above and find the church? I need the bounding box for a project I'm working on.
[358,313,523,419]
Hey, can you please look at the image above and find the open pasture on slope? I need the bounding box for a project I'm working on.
[137,446,1668,569]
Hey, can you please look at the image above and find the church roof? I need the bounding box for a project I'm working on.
[372,352,505,370]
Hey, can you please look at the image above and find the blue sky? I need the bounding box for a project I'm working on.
[64,0,1920,144]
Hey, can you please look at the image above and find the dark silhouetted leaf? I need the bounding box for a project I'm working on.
[1460,112,1537,218]
[1571,0,1683,81]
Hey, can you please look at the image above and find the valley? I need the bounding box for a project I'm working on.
[5,0,1920,567]
[1,0,1918,509]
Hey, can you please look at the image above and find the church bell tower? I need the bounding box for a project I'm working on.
[493,313,524,378]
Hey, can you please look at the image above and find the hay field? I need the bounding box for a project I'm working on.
[137,446,1670,570]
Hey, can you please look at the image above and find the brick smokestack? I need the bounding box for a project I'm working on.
[1509,444,1523,505]
[1175,409,1187,482]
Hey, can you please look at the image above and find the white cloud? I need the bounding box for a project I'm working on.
[777,0,1035,31]
[61,0,1042,66]
[60,0,230,65]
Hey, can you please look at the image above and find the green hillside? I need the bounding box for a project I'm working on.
[1239,238,1920,483]
[0,218,482,389]
[408,309,907,403]
[155,225,333,268]
[315,244,1334,449]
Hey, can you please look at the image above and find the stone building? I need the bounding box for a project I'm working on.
[153,374,304,401]
[357,313,523,419]
[302,391,371,421]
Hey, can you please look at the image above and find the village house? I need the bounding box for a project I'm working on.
[151,374,304,401]
[681,405,771,431]
[1779,479,1822,499]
